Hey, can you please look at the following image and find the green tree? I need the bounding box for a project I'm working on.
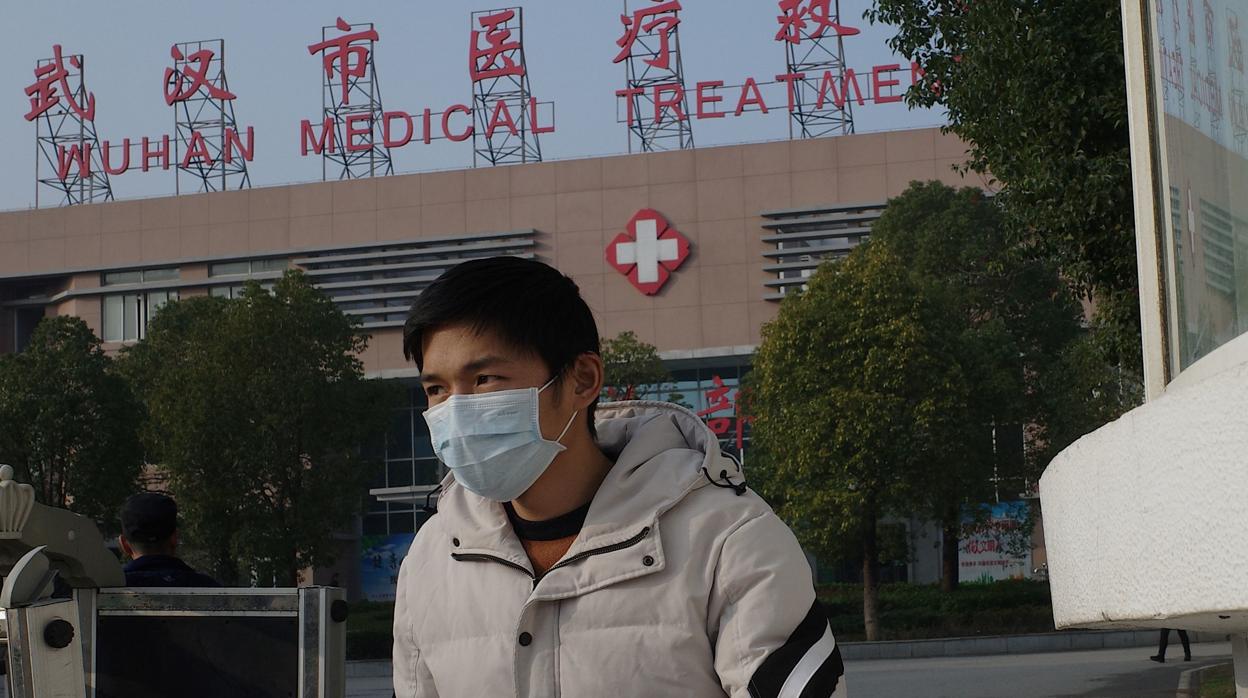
[120,272,398,585]
[0,316,144,529]
[750,243,968,640]
[866,0,1142,383]
[866,181,1086,591]
[600,330,671,401]
[868,179,1093,589]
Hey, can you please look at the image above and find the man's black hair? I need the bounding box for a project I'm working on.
[403,256,601,436]
[120,492,178,556]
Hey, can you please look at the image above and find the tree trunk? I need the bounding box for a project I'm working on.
[940,507,961,593]
[285,549,301,588]
[214,546,240,587]
[862,514,881,641]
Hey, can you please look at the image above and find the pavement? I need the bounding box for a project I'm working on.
[844,641,1232,698]
[343,641,1234,697]
[0,639,1228,697]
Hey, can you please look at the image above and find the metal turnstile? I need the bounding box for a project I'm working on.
[0,466,349,698]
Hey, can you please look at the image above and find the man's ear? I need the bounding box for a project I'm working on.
[570,352,605,410]
[119,535,134,560]
[169,531,179,554]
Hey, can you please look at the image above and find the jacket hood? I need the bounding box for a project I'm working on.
[436,400,745,558]
[593,398,744,501]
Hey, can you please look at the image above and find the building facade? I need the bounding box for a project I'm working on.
[0,127,981,596]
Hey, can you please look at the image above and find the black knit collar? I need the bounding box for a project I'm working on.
[504,500,592,542]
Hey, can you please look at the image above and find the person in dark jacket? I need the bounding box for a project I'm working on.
[1150,628,1192,662]
[119,493,219,587]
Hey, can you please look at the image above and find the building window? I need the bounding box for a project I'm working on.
[102,267,179,285]
[209,261,250,277]
[364,384,443,536]
[209,283,273,299]
[209,259,287,277]
[102,290,179,342]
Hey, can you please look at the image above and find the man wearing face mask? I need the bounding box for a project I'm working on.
[393,256,845,698]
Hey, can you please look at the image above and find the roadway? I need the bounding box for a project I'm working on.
[344,640,1233,697]
[844,640,1232,697]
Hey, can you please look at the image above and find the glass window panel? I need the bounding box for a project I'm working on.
[122,294,140,341]
[103,270,141,286]
[389,512,416,535]
[386,410,413,459]
[255,258,288,272]
[414,459,441,486]
[362,514,387,536]
[410,387,427,409]
[387,460,414,488]
[143,268,179,282]
[413,412,434,459]
[146,291,171,322]
[102,296,123,342]
[1150,1,1248,371]
[209,287,231,299]
[210,261,250,277]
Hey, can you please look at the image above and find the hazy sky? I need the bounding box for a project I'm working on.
[1,0,944,211]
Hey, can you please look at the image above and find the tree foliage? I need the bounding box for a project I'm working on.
[120,272,398,585]
[870,182,1094,473]
[750,241,968,639]
[599,331,671,401]
[0,316,144,530]
[866,0,1141,376]
[750,181,1136,621]
[866,182,1143,588]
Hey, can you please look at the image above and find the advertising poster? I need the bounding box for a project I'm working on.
[959,501,1032,583]
[360,533,416,602]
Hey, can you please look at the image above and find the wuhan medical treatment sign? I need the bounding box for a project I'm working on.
[21,1,924,203]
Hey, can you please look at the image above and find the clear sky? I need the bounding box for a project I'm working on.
[0,0,944,211]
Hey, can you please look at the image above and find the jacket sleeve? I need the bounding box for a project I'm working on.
[710,512,847,698]
[393,548,439,698]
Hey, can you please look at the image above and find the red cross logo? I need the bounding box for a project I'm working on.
[606,209,691,295]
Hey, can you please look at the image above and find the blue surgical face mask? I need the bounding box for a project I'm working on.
[422,376,579,502]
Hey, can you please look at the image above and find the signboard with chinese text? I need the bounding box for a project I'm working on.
[959,501,1032,583]
[360,532,415,602]
[13,2,930,206]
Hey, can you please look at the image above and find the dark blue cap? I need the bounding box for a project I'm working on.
[120,493,177,543]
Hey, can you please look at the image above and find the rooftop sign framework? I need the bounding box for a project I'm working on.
[21,1,924,207]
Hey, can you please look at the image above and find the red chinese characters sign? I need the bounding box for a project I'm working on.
[308,17,379,106]
[164,44,236,105]
[697,375,752,451]
[24,44,95,122]
[606,209,691,295]
[774,0,861,44]
[20,5,928,192]
[615,0,682,69]
[615,0,920,129]
[470,9,525,81]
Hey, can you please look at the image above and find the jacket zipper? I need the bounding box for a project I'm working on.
[538,526,651,580]
[449,526,652,584]
[450,552,536,580]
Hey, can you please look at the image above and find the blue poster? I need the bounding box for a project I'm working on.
[360,533,416,602]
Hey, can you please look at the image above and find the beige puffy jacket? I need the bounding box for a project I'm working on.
[393,401,846,697]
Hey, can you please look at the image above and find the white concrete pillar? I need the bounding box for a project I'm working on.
[1233,633,1248,698]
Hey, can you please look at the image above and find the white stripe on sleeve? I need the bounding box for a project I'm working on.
[777,625,838,698]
